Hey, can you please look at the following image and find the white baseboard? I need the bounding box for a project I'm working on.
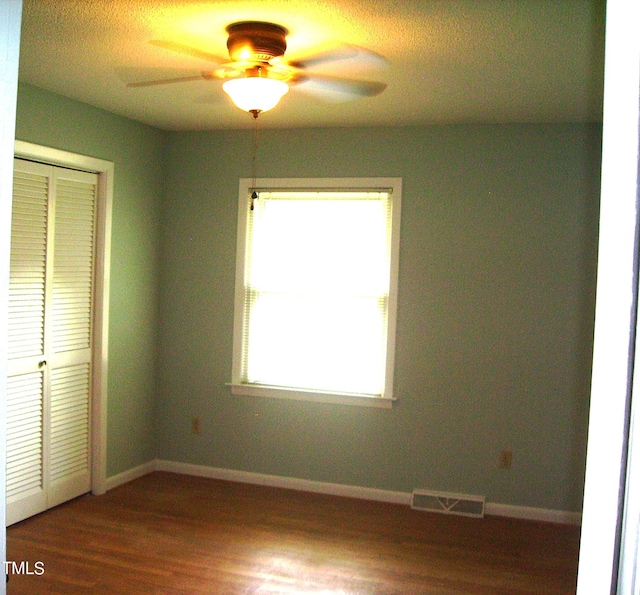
[155,459,411,505]
[111,459,582,525]
[104,460,157,492]
[485,502,582,525]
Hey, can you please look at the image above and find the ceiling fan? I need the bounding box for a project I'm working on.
[128,21,387,117]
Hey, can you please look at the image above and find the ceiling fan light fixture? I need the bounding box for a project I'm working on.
[223,76,289,114]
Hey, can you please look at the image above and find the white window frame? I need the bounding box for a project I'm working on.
[230,177,402,409]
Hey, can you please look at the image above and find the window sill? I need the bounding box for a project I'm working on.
[226,383,395,409]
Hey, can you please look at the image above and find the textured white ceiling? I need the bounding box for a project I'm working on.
[18,0,606,131]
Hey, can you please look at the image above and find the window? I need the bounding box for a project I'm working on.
[230,178,402,408]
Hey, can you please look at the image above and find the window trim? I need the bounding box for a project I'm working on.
[230,177,402,409]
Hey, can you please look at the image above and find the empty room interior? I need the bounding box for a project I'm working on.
[5,0,608,593]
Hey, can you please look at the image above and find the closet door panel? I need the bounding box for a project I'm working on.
[52,173,96,356]
[7,372,44,502]
[8,162,48,361]
[5,371,46,523]
[49,362,91,507]
[48,168,96,506]
[6,160,50,525]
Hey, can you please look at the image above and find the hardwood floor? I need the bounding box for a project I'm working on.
[6,472,580,594]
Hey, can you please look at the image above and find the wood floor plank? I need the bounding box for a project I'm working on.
[6,472,580,594]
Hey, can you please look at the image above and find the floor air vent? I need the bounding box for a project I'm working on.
[411,489,485,518]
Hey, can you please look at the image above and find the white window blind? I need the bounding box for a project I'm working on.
[231,178,401,408]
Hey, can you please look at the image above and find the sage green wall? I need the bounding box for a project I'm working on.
[158,124,601,512]
[15,82,166,477]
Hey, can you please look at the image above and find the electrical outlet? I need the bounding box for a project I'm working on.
[499,450,513,469]
[191,417,201,434]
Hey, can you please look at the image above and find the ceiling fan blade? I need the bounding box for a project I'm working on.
[127,73,216,88]
[289,44,387,70]
[149,39,228,64]
[294,73,387,98]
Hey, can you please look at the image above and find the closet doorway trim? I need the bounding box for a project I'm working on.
[14,140,112,496]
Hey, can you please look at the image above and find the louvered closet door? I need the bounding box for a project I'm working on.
[6,158,97,526]
[6,160,49,524]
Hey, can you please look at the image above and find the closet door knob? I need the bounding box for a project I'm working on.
[38,360,47,368]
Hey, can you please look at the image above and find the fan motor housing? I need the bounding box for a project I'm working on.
[226,21,288,62]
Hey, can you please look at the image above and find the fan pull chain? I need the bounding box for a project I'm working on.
[250,110,260,211]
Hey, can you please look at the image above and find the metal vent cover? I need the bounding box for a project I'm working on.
[411,489,485,518]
